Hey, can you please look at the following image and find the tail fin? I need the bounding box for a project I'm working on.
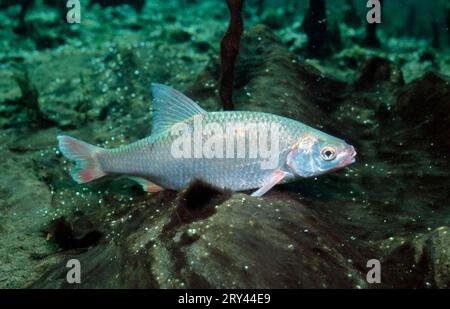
[57,135,106,184]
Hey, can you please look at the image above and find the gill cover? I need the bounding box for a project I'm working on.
[287,133,355,177]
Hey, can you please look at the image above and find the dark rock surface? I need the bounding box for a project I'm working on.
[32,192,371,288]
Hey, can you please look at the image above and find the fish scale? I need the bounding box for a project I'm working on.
[99,111,305,191]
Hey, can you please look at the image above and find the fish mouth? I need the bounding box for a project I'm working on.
[339,146,357,167]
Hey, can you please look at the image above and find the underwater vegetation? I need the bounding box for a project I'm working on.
[0,0,449,289]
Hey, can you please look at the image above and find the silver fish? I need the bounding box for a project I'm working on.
[58,84,356,197]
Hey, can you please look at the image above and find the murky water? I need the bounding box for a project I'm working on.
[0,0,449,289]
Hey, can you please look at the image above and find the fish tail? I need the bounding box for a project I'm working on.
[57,135,106,184]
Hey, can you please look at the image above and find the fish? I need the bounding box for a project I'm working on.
[57,83,356,197]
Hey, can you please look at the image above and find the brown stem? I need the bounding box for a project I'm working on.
[219,0,244,111]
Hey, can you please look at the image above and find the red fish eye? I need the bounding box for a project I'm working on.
[321,147,336,161]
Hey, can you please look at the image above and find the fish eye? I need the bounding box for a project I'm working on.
[321,147,336,161]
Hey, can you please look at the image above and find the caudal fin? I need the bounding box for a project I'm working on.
[57,135,106,184]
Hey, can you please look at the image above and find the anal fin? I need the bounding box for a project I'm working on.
[251,170,290,197]
[129,177,164,193]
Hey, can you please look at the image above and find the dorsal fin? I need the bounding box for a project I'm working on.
[151,83,206,135]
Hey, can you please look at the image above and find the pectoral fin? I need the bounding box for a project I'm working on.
[251,170,290,197]
[129,177,164,193]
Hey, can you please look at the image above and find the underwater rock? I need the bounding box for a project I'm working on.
[380,226,450,288]
[42,0,69,22]
[1,0,66,27]
[193,41,212,52]
[167,194,371,288]
[0,146,65,288]
[419,49,436,63]
[421,227,450,288]
[0,72,21,128]
[18,42,193,135]
[393,72,450,155]
[44,215,103,250]
[4,0,70,49]
[32,192,369,288]
[161,193,370,288]
[168,28,192,43]
[0,71,55,129]
[8,0,35,35]
[354,56,404,91]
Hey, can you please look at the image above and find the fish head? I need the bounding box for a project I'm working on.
[287,130,356,178]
